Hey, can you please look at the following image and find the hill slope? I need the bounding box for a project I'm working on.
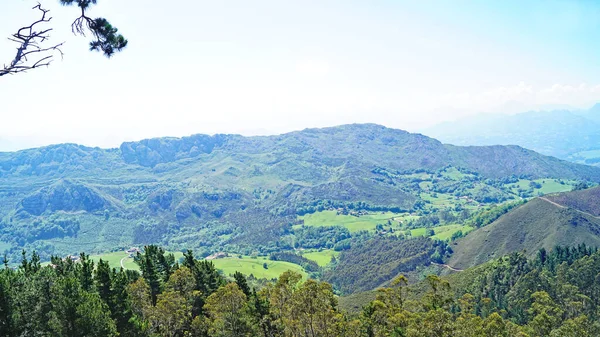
[449,187,600,269]
[1,124,600,262]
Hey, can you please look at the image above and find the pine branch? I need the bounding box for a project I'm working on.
[68,2,127,57]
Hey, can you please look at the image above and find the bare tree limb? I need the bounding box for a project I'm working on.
[0,3,64,77]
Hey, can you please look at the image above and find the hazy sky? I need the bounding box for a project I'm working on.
[1,0,600,151]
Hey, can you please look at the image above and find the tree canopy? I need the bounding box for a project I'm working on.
[2,245,600,336]
[1,0,126,77]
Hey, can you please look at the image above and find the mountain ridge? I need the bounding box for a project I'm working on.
[1,123,600,263]
[2,123,600,180]
[422,107,600,164]
[448,186,600,270]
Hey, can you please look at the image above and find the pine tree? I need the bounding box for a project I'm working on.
[234,271,251,298]
[94,259,112,307]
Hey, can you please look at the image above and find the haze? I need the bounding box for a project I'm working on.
[1,0,600,151]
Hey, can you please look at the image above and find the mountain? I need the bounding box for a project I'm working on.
[580,103,600,124]
[423,108,600,164]
[1,123,600,262]
[448,186,600,270]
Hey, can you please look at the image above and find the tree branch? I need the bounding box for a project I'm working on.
[67,2,128,57]
[0,3,64,77]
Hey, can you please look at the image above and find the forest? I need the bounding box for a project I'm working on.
[1,244,599,336]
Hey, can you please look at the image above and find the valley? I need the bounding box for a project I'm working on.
[3,124,600,336]
[4,1,600,334]
[0,124,598,292]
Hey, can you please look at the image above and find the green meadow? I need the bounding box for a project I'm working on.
[301,249,340,267]
[409,224,474,241]
[299,210,402,232]
[509,179,575,195]
[210,256,307,279]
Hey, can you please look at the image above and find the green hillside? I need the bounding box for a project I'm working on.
[322,236,450,294]
[210,256,307,279]
[340,244,600,321]
[449,188,600,270]
[0,124,598,263]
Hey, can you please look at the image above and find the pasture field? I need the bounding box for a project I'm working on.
[301,249,340,267]
[409,224,474,241]
[394,214,421,226]
[420,193,456,207]
[419,181,432,190]
[210,256,307,279]
[535,179,575,194]
[440,167,471,180]
[409,227,428,237]
[299,211,402,232]
[431,225,475,240]
[510,179,575,195]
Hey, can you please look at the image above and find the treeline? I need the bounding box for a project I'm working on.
[292,226,352,249]
[446,244,600,327]
[2,245,600,336]
[269,252,320,273]
[466,199,526,228]
[295,199,409,216]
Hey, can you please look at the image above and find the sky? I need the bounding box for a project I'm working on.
[1,0,600,151]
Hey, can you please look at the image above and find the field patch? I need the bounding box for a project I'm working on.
[299,211,402,232]
[510,179,575,196]
[409,224,474,241]
[301,249,340,267]
[210,256,307,279]
[420,193,457,207]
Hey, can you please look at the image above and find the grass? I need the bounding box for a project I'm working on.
[440,167,468,180]
[419,181,432,190]
[447,197,600,270]
[409,227,428,237]
[210,256,307,279]
[409,224,474,241]
[508,179,576,196]
[534,179,574,194]
[299,211,402,232]
[394,214,420,226]
[301,249,340,267]
[432,225,474,240]
[421,193,458,207]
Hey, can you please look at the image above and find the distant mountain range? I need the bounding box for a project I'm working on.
[1,123,600,263]
[423,104,600,165]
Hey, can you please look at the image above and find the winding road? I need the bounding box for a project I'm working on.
[539,197,600,220]
[431,262,463,272]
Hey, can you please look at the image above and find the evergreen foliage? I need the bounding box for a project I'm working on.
[2,245,600,336]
